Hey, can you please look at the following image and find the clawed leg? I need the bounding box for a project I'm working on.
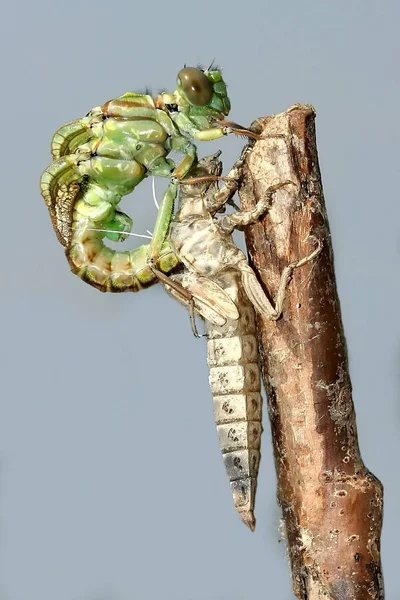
[268,238,323,320]
[218,180,296,234]
[178,171,239,213]
[204,148,251,214]
[179,147,248,214]
[179,174,227,185]
[213,120,293,145]
[213,119,261,140]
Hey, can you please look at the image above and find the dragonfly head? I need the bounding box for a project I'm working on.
[175,65,231,118]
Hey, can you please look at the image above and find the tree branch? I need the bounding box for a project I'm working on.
[237,105,384,599]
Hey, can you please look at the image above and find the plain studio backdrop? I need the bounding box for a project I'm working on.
[0,1,398,598]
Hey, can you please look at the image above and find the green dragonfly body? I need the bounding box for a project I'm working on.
[40,66,240,292]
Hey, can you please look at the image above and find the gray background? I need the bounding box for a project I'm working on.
[1,0,399,598]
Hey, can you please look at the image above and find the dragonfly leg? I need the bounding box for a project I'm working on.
[179,148,248,214]
[204,149,251,214]
[218,180,296,234]
[179,174,228,186]
[268,238,323,320]
[146,164,202,337]
[238,238,322,320]
[169,135,197,181]
[147,178,178,263]
[215,122,293,146]
[188,300,201,338]
[212,119,262,140]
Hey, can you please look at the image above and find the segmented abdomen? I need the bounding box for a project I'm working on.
[67,199,179,293]
[205,271,262,531]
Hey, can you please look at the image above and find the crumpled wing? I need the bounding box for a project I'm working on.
[164,272,240,326]
[40,156,81,247]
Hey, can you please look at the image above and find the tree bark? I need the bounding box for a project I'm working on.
[237,105,384,599]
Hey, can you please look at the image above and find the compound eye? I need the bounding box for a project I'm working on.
[177,67,213,106]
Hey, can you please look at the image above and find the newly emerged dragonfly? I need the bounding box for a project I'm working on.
[161,152,322,529]
[40,64,258,292]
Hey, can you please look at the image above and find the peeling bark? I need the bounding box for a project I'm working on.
[237,105,384,599]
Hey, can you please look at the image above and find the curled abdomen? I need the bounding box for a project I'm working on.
[68,216,179,293]
[205,271,262,531]
[40,147,179,293]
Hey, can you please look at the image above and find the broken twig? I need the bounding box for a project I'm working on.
[238,105,384,599]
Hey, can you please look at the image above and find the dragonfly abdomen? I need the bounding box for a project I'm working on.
[67,220,179,293]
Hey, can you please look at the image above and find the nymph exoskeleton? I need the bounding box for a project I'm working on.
[39,65,258,292]
[162,152,322,529]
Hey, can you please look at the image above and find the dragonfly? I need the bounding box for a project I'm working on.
[39,64,259,292]
[161,151,323,530]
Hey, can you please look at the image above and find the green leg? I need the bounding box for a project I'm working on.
[102,210,133,242]
[148,179,177,262]
[147,156,180,262]
[169,135,197,180]
[145,163,202,335]
[145,154,200,327]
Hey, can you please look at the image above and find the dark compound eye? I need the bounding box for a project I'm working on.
[177,67,213,106]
